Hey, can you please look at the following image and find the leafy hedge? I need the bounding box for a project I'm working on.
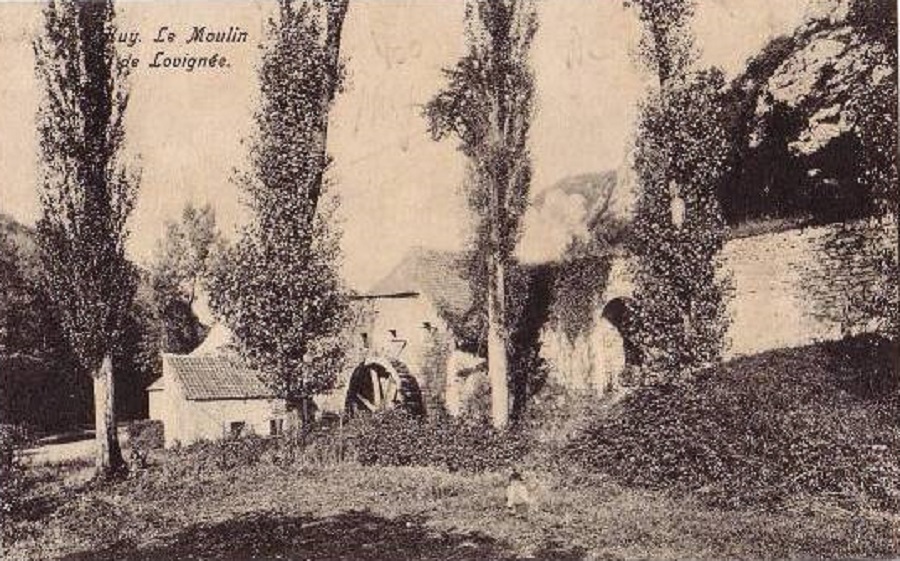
[127,420,164,450]
[568,336,900,509]
[339,410,532,474]
[125,412,531,500]
[174,433,273,472]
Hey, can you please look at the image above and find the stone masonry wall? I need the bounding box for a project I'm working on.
[541,220,897,392]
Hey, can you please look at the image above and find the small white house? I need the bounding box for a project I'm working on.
[148,352,287,447]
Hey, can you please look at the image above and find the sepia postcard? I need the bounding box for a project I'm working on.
[1,0,898,559]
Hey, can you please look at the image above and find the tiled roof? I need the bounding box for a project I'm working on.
[163,353,275,401]
[368,247,472,320]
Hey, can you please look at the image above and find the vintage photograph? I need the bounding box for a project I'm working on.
[0,0,897,559]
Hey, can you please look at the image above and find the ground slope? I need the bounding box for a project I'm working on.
[570,335,900,509]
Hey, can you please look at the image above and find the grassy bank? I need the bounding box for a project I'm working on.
[4,335,899,560]
[570,335,900,510]
[5,456,899,560]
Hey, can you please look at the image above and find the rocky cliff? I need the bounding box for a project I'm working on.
[721,0,896,223]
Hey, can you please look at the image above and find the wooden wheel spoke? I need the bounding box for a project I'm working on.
[357,395,377,411]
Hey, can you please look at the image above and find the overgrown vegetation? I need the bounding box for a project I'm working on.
[569,336,900,510]
[342,410,532,473]
[127,411,532,476]
[125,420,163,468]
[627,0,731,382]
[425,0,538,428]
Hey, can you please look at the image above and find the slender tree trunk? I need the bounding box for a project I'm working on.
[93,353,125,478]
[297,397,313,425]
[285,402,301,462]
[487,252,510,429]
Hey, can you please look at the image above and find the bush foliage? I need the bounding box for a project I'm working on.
[568,336,900,509]
[126,420,164,468]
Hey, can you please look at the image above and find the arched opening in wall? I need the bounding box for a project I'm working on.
[601,297,643,369]
[344,360,425,418]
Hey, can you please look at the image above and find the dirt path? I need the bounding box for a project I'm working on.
[22,429,129,466]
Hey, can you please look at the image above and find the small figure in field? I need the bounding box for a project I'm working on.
[506,470,532,515]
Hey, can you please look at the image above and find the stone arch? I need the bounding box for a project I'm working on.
[602,256,636,304]
[344,357,425,417]
[600,296,642,369]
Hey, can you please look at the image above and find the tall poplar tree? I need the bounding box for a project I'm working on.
[34,0,138,477]
[208,0,350,429]
[425,0,537,428]
[628,0,731,382]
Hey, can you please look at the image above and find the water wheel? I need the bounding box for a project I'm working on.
[345,360,425,417]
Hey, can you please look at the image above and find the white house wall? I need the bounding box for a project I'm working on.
[147,389,166,424]
[156,359,286,447]
[170,397,285,446]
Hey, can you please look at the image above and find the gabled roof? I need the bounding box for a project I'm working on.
[162,353,275,401]
[367,247,472,321]
[146,377,165,392]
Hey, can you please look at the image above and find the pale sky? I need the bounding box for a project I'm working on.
[0,0,811,289]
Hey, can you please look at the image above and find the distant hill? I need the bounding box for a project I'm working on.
[0,212,40,278]
[519,170,633,263]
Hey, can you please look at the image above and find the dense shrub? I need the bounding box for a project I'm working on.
[127,419,164,448]
[162,433,274,476]
[568,337,900,509]
[340,410,532,473]
[126,420,164,467]
[0,424,33,522]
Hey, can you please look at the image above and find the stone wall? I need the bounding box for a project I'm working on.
[541,220,897,392]
[347,295,455,415]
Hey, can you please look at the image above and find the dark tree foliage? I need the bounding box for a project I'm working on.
[0,232,44,364]
[208,0,351,425]
[33,0,138,476]
[717,35,802,224]
[34,0,137,369]
[628,0,731,382]
[0,230,88,430]
[848,0,898,45]
[425,0,538,428]
[830,3,898,342]
[114,285,165,421]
